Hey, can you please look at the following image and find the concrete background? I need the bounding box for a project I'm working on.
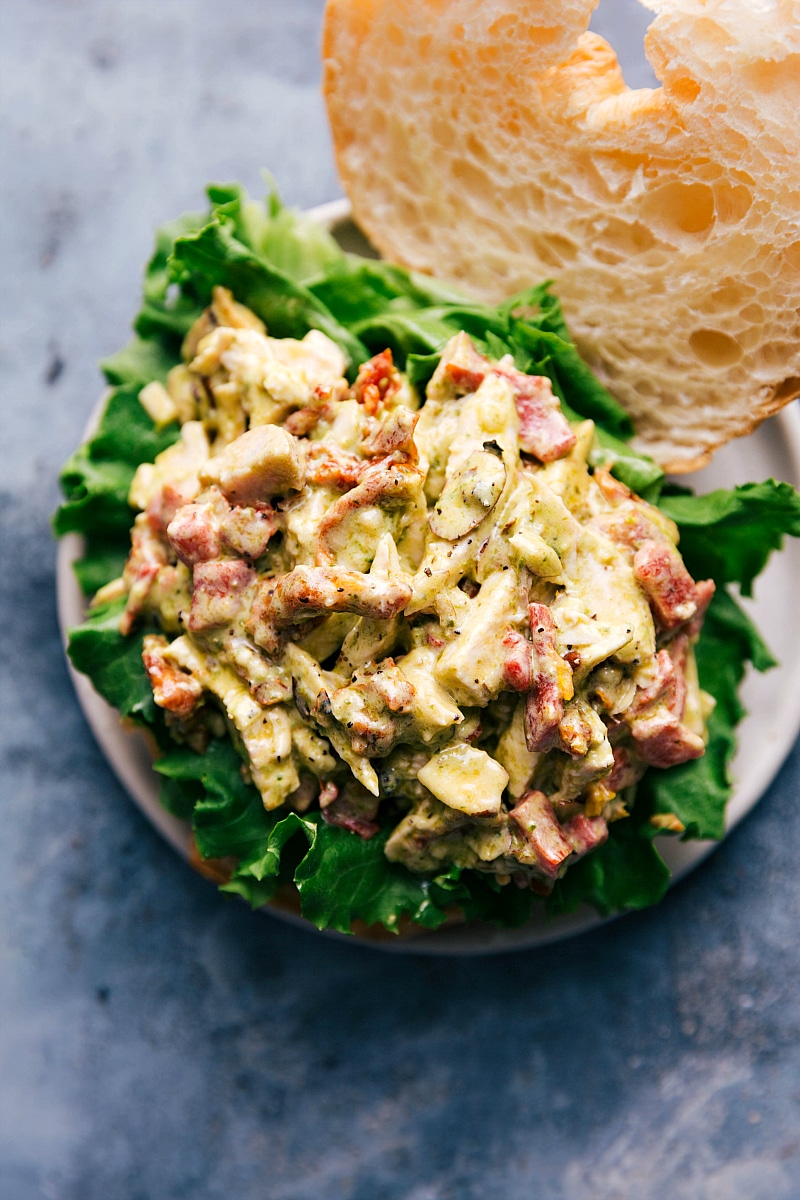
[2,2,799,1197]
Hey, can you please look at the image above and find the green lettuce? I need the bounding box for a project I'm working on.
[55,183,800,934]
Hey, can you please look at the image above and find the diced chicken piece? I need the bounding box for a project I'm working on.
[496,364,576,463]
[182,286,266,360]
[384,795,471,873]
[139,380,179,428]
[128,421,210,512]
[330,658,416,757]
[435,571,529,706]
[119,513,170,635]
[320,779,380,840]
[550,704,614,806]
[250,564,411,654]
[142,634,202,718]
[223,637,292,706]
[554,524,656,673]
[633,539,699,631]
[508,529,563,578]
[495,701,541,799]
[509,790,572,880]
[524,603,574,752]
[336,614,401,674]
[200,425,304,505]
[290,714,338,778]
[165,636,299,808]
[331,649,462,758]
[284,643,380,795]
[147,562,193,634]
[562,812,609,859]
[165,364,198,424]
[445,371,519,479]
[190,325,347,429]
[220,504,276,560]
[388,646,463,742]
[188,560,256,633]
[417,744,508,818]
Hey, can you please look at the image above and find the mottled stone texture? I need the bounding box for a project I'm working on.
[1,2,798,1197]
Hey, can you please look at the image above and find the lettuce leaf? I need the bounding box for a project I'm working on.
[66,597,157,723]
[54,385,179,538]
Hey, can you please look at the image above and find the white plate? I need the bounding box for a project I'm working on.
[57,203,800,954]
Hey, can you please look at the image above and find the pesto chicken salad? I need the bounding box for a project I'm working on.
[56,186,800,934]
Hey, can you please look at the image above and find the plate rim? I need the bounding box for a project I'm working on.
[56,201,800,955]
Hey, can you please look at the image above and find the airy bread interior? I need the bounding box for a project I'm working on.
[323,0,800,471]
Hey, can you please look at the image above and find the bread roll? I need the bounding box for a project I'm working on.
[323,0,800,471]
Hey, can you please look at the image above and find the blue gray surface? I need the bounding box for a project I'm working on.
[1,2,799,1197]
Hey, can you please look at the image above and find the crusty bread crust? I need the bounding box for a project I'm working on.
[323,0,800,471]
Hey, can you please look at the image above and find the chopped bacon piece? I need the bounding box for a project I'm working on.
[249,564,411,653]
[622,632,704,767]
[304,443,366,490]
[626,649,682,719]
[592,466,632,504]
[628,709,705,768]
[284,407,320,437]
[634,539,699,631]
[188,560,255,632]
[501,629,534,692]
[685,578,716,639]
[167,502,223,566]
[509,790,573,880]
[562,812,609,858]
[606,745,647,792]
[523,604,574,751]
[315,458,423,564]
[320,780,380,840]
[432,332,491,396]
[350,349,400,414]
[497,366,576,463]
[287,776,318,813]
[593,506,667,550]
[142,634,202,718]
[447,362,487,392]
[146,482,198,536]
[168,495,275,566]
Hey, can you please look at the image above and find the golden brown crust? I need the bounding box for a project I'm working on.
[323,0,800,471]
